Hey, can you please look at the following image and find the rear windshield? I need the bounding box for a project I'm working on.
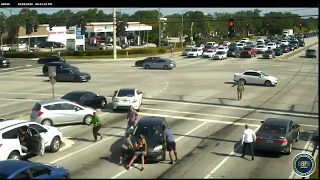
[32,103,41,111]
[205,45,211,48]
[307,50,316,52]
[259,124,287,134]
[243,47,251,51]
[133,125,162,138]
[265,51,273,54]
[117,89,135,97]
[61,92,84,101]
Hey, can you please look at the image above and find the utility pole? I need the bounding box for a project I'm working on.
[181,13,184,48]
[190,22,194,45]
[113,8,117,60]
[158,8,161,47]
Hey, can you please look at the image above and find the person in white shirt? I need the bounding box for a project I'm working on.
[241,124,256,160]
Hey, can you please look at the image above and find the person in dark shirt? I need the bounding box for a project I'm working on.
[162,125,178,164]
[119,132,134,166]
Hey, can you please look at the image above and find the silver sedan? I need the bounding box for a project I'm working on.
[143,58,176,70]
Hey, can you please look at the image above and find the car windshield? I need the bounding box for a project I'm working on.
[274,48,280,52]
[257,45,265,48]
[191,49,198,52]
[61,92,85,101]
[117,89,135,97]
[204,45,211,48]
[206,50,214,53]
[216,51,224,55]
[260,72,268,76]
[62,63,72,68]
[243,47,251,51]
[195,44,201,47]
[265,51,273,54]
[267,44,274,46]
[71,68,80,73]
[259,124,287,134]
[133,125,162,138]
[185,48,192,51]
[237,44,244,46]
[218,47,224,49]
[307,50,316,52]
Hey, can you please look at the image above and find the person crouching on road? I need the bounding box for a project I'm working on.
[241,124,256,160]
[126,134,147,172]
[90,112,103,142]
[162,125,178,164]
[126,105,139,131]
[119,132,134,166]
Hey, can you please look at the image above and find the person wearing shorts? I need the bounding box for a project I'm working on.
[162,125,178,164]
[119,133,134,166]
[126,134,147,171]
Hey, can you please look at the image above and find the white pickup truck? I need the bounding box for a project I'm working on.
[233,70,278,87]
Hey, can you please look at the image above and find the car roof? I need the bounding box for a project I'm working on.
[36,99,70,105]
[0,120,29,131]
[119,88,136,91]
[65,91,91,95]
[138,116,165,126]
[0,160,36,176]
[263,118,291,126]
[245,70,261,73]
[307,49,316,51]
[46,61,66,64]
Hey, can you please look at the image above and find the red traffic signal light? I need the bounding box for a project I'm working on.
[266,23,269,26]
[299,23,302,27]
[228,21,233,27]
[246,22,249,26]
[116,22,121,27]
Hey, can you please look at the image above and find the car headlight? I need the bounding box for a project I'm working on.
[153,145,163,152]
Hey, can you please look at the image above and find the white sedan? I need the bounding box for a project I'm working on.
[256,45,268,53]
[106,44,122,50]
[216,46,228,53]
[112,88,143,111]
[213,51,227,60]
[187,48,203,57]
[202,49,216,58]
[0,45,11,51]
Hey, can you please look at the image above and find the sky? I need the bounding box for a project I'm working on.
[1,8,318,17]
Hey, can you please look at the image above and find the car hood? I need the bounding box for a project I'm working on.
[131,136,162,152]
[265,75,277,80]
[77,72,90,76]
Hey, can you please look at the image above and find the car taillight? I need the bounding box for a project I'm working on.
[114,98,118,102]
[37,110,43,116]
[73,101,78,104]
[278,138,288,143]
[132,99,137,103]
[256,136,263,140]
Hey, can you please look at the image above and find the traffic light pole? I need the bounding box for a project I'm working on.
[0,34,3,56]
[113,8,117,60]
[28,35,31,52]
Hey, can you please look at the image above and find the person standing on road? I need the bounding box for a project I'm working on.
[162,125,178,164]
[119,132,134,166]
[237,81,245,101]
[241,124,256,160]
[170,47,174,55]
[126,105,139,131]
[90,112,103,142]
[126,134,147,171]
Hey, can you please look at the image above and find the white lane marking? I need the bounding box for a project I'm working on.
[59,137,75,152]
[204,127,260,179]
[58,126,72,130]
[0,71,39,78]
[0,66,26,71]
[140,107,318,128]
[111,121,209,179]
[288,132,316,179]
[0,101,19,108]
[49,131,124,164]
[0,67,41,75]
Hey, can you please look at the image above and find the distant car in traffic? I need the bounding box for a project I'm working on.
[273,48,283,56]
[298,41,305,47]
[240,46,257,58]
[0,119,63,160]
[0,56,11,68]
[55,68,91,82]
[38,55,66,64]
[289,41,299,49]
[143,58,176,70]
[61,91,107,109]
[288,44,295,51]
[233,70,278,87]
[262,50,276,59]
[135,57,160,67]
[305,49,317,58]
[280,45,289,53]
[187,48,203,57]
[266,43,277,49]
[181,48,192,56]
[42,62,78,76]
[227,48,241,57]
[203,45,215,52]
[213,51,227,60]
[202,49,216,58]
[236,43,245,49]
[112,88,143,111]
[255,118,300,155]
[216,46,229,53]
[0,160,70,179]
[40,41,65,48]
[256,45,268,54]
[30,99,95,126]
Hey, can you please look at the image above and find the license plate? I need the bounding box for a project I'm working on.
[267,140,273,143]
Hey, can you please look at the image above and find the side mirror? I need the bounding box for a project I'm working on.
[114,90,117,94]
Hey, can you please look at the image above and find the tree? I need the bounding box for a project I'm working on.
[165,13,182,37]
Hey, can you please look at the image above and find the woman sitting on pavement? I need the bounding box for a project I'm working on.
[126,134,147,171]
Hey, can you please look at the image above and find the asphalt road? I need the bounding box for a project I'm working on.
[0,37,318,179]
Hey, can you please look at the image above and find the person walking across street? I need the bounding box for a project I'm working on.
[126,134,147,172]
[119,132,134,166]
[237,81,245,101]
[241,124,256,160]
[162,125,178,164]
[90,112,103,142]
[126,105,139,131]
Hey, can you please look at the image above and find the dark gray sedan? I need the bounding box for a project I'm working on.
[143,58,176,70]
[55,68,91,82]
[262,50,276,59]
[255,118,300,155]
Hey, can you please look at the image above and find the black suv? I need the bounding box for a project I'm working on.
[42,62,78,76]
[305,49,316,58]
[38,55,66,64]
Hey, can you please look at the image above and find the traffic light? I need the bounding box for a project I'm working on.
[119,21,127,36]
[80,18,86,35]
[25,19,33,35]
[0,23,5,34]
[266,22,270,28]
[228,19,235,38]
[49,21,53,31]
[299,23,302,30]
[246,22,249,30]
[116,21,121,37]
[33,24,38,32]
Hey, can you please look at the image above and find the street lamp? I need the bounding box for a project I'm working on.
[158,8,161,47]
[181,9,188,48]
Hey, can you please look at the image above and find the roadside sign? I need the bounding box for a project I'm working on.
[48,66,56,77]
[49,77,56,85]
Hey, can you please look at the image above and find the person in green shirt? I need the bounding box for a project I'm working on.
[90,112,103,142]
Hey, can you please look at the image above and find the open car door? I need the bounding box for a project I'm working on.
[29,127,45,156]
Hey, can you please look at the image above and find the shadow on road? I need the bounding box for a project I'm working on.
[68,137,94,142]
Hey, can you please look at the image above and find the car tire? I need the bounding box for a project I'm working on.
[101,99,107,109]
[239,79,246,85]
[50,136,61,152]
[8,151,21,160]
[74,76,81,82]
[41,119,53,126]
[285,142,293,155]
[83,115,93,125]
[163,65,169,70]
[296,131,300,142]
[264,80,272,87]
[144,65,150,69]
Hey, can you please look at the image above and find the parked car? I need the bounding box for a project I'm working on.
[256,45,268,54]
[181,48,192,56]
[112,88,143,111]
[0,119,63,160]
[241,38,249,42]
[187,48,203,57]
[228,43,237,49]
[55,68,91,82]
[40,41,65,48]
[233,70,278,86]
[227,48,241,58]
[266,43,277,49]
[128,116,169,162]
[273,48,283,56]
[280,45,290,53]
[61,91,107,109]
[143,58,176,70]
[194,43,205,49]
[236,43,245,49]
[0,160,70,179]
[240,46,257,58]
[262,50,276,59]
[0,45,11,51]
[42,62,78,76]
[205,42,218,47]
[213,51,227,60]
[305,49,317,58]
[0,56,11,68]
[288,44,295,51]
[298,41,305,47]
[30,99,95,126]
[255,118,300,155]
[202,49,216,58]
[135,57,160,67]
[37,55,66,64]
[203,45,215,52]
[216,46,229,53]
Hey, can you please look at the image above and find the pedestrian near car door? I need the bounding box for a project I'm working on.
[237,81,245,101]
[241,124,256,160]
[90,112,103,142]
[126,106,139,131]
[162,125,178,164]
